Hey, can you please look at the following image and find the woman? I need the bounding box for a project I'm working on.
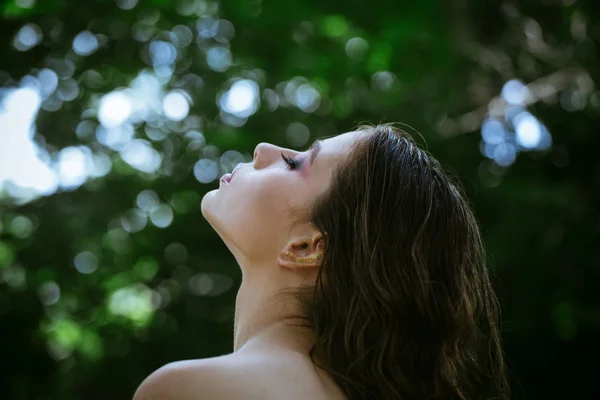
[134,123,511,400]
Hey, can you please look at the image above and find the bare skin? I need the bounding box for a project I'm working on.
[135,344,346,400]
[134,131,368,399]
[228,322,347,400]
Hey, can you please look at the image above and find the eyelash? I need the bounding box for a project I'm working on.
[281,153,301,170]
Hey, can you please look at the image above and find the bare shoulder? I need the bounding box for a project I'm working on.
[132,353,296,400]
[133,351,343,400]
[133,355,253,400]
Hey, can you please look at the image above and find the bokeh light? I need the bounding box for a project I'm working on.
[98,91,133,128]
[218,79,260,118]
[286,122,310,147]
[206,46,232,72]
[73,31,99,56]
[73,251,99,274]
[12,23,42,51]
[162,90,190,121]
[120,139,162,173]
[193,159,219,183]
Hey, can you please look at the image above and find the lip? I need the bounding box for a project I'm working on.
[231,163,241,180]
[220,173,232,185]
[220,164,242,185]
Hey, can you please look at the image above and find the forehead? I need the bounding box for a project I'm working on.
[318,130,368,159]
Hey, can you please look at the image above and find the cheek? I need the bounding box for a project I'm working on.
[222,175,295,250]
[242,177,290,226]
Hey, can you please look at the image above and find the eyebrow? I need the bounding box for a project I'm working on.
[308,139,322,167]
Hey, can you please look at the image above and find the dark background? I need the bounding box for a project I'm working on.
[0,0,598,399]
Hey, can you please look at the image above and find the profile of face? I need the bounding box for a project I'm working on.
[201,130,368,273]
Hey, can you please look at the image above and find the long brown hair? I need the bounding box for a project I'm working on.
[280,123,511,399]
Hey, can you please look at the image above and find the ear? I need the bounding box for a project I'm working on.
[277,232,325,270]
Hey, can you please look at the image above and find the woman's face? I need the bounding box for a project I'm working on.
[201,130,367,267]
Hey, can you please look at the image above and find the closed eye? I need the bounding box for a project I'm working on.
[281,153,301,170]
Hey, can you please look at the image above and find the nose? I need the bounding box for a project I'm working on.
[253,142,280,169]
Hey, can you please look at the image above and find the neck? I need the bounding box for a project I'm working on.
[232,264,316,355]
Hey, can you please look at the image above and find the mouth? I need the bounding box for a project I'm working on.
[220,173,232,184]
[220,164,241,185]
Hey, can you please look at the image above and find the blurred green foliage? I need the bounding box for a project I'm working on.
[0,0,599,399]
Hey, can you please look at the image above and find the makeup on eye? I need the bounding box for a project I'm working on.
[280,139,323,171]
[281,153,304,170]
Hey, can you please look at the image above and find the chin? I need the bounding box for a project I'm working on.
[201,190,230,239]
[201,194,242,260]
[200,189,219,223]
